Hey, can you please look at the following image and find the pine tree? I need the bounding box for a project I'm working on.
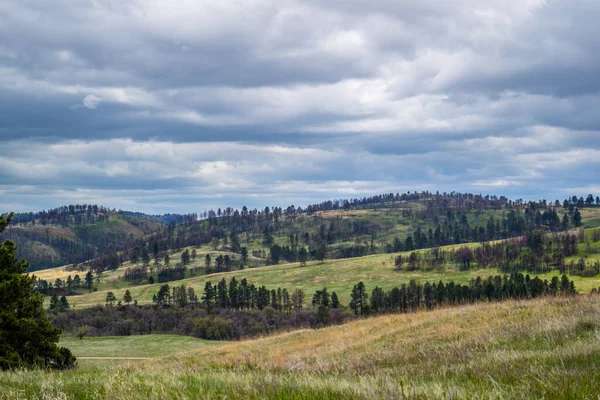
[181,249,191,266]
[350,282,368,315]
[298,247,308,265]
[0,213,75,370]
[331,291,340,308]
[123,289,132,305]
[240,247,248,267]
[58,295,69,312]
[105,291,116,306]
[316,244,327,263]
[85,270,94,289]
[202,282,214,312]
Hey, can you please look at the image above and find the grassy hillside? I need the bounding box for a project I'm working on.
[51,229,600,309]
[3,295,600,399]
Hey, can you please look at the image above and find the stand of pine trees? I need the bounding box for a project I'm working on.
[353,272,576,316]
[53,273,577,341]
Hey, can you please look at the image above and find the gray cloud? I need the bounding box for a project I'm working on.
[0,0,599,212]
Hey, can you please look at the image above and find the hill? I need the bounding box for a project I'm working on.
[1,206,162,271]
[2,295,599,398]
[41,225,600,309]
[9,191,600,275]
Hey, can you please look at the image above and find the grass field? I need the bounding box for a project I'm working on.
[3,295,600,399]
[58,335,220,367]
[57,238,600,309]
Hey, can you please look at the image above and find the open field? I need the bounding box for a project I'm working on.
[3,295,600,399]
[58,335,220,367]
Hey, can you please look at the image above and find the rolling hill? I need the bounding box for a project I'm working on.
[2,295,599,398]
[1,208,163,271]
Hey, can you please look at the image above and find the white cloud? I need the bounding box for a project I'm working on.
[82,94,101,109]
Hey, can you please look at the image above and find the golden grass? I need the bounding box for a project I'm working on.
[3,295,600,399]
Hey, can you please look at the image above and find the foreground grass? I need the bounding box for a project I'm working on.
[3,295,600,399]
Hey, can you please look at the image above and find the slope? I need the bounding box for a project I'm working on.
[1,211,162,271]
[3,295,600,399]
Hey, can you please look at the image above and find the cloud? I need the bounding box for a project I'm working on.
[70,94,102,109]
[0,0,599,212]
[82,94,101,109]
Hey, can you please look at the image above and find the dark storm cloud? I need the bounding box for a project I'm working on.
[1,0,599,213]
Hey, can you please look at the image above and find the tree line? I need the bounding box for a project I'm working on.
[53,272,577,341]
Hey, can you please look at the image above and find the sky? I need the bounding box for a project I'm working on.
[1,0,600,214]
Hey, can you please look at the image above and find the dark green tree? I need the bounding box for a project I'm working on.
[240,247,248,267]
[123,289,132,305]
[316,244,327,263]
[269,244,282,265]
[312,287,330,325]
[370,286,385,313]
[298,247,308,266]
[58,295,69,312]
[331,291,340,308]
[0,213,75,370]
[141,248,150,267]
[573,208,582,227]
[181,249,191,266]
[202,282,215,312]
[84,270,94,289]
[105,291,116,306]
[350,282,368,315]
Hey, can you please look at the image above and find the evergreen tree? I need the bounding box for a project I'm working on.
[0,213,75,369]
[105,291,116,306]
[240,247,248,267]
[350,282,368,315]
[291,288,305,309]
[573,208,582,227]
[331,291,340,308]
[123,289,132,305]
[49,294,59,313]
[217,278,229,308]
[298,247,308,265]
[370,286,385,313]
[316,244,327,263]
[85,270,94,289]
[181,249,191,266]
[312,287,330,325]
[202,282,215,312]
[141,248,150,267]
[58,295,70,312]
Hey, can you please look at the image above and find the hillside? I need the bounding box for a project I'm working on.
[10,192,600,275]
[39,224,600,309]
[3,295,599,398]
[1,208,162,271]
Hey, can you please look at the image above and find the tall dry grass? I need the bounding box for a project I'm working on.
[2,296,600,399]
